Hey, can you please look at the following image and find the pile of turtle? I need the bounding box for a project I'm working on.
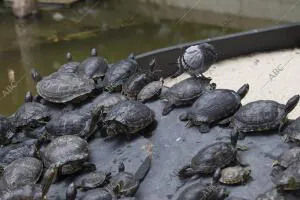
[1,43,300,200]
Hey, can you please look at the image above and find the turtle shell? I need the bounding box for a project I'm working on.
[0,115,14,145]
[77,56,109,79]
[41,135,89,174]
[272,161,300,191]
[74,171,109,190]
[232,100,285,132]
[137,79,163,103]
[57,61,80,73]
[13,102,50,128]
[186,89,241,125]
[104,100,154,134]
[190,142,237,174]
[283,117,300,143]
[103,58,138,92]
[79,188,117,200]
[2,157,43,189]
[36,72,95,103]
[219,166,251,185]
[163,76,214,105]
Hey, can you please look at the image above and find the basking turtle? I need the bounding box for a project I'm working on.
[256,188,287,200]
[161,76,216,116]
[45,106,102,139]
[57,52,80,73]
[179,84,249,133]
[41,135,95,177]
[282,116,300,144]
[137,78,164,103]
[0,165,58,200]
[103,53,138,92]
[13,102,51,131]
[0,115,14,145]
[178,132,242,178]
[73,171,111,190]
[102,100,155,138]
[108,162,140,198]
[217,166,251,185]
[172,43,218,79]
[122,58,159,100]
[77,48,109,80]
[231,95,299,139]
[32,69,95,104]
[1,157,43,189]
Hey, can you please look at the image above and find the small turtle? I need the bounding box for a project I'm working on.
[161,76,216,116]
[172,43,218,79]
[256,188,287,200]
[0,115,14,145]
[218,166,251,185]
[103,53,138,92]
[45,106,102,139]
[283,116,300,144]
[122,58,159,100]
[137,78,164,103]
[102,100,155,138]
[272,160,300,191]
[179,84,249,133]
[108,162,140,198]
[41,135,95,177]
[73,171,111,190]
[231,95,300,139]
[57,52,80,73]
[178,132,242,178]
[13,102,51,131]
[77,48,109,80]
[272,147,300,177]
[1,157,43,189]
[0,165,58,200]
[32,69,95,104]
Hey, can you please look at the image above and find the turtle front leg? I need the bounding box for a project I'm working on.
[278,120,287,135]
[66,182,77,200]
[177,164,198,179]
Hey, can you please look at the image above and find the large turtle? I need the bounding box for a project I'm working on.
[40,135,95,178]
[77,48,109,80]
[0,115,14,145]
[103,53,138,92]
[102,100,155,138]
[171,43,218,79]
[179,84,249,133]
[231,95,299,139]
[161,76,216,116]
[32,69,95,104]
[178,132,243,178]
[57,52,80,74]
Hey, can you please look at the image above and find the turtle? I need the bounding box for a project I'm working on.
[231,95,300,140]
[161,76,216,116]
[13,102,51,131]
[77,48,109,80]
[217,166,251,185]
[57,52,80,74]
[271,147,300,178]
[256,188,287,200]
[272,160,300,191]
[31,69,95,104]
[0,139,40,171]
[40,135,95,178]
[45,106,102,140]
[121,57,159,100]
[178,132,243,178]
[171,43,218,79]
[0,165,58,200]
[102,100,155,138]
[179,84,249,133]
[1,157,43,189]
[108,162,140,198]
[282,116,300,144]
[137,77,164,103]
[73,171,112,190]
[103,53,138,92]
[0,115,14,145]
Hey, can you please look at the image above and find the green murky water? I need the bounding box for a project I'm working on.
[0,0,242,116]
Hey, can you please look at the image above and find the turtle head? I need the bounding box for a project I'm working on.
[284,95,300,114]
[237,83,249,100]
[66,52,72,61]
[91,48,98,56]
[41,164,59,197]
[25,91,33,103]
[199,43,218,64]
[149,57,156,72]
[128,52,136,60]
[31,68,42,83]
[66,182,77,200]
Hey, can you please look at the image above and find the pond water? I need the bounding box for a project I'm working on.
[0,0,265,115]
